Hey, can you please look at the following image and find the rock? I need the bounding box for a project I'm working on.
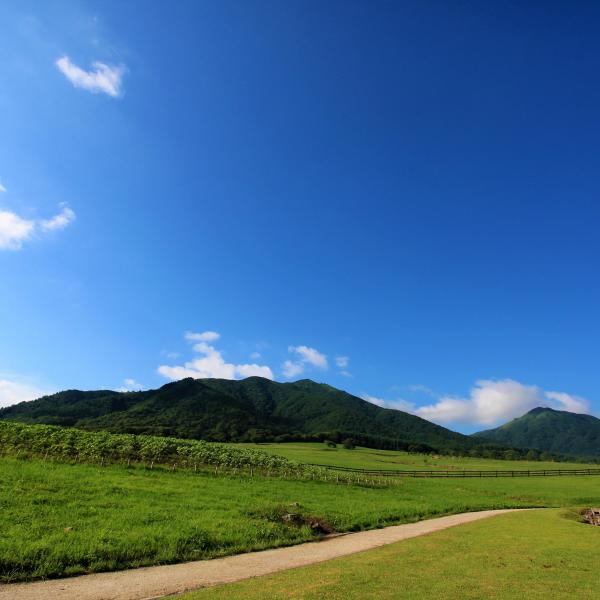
[582,508,600,526]
[282,513,302,524]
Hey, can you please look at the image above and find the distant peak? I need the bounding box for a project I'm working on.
[528,406,555,415]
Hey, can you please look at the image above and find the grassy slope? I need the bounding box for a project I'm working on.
[2,457,600,582]
[240,442,597,471]
[185,510,600,600]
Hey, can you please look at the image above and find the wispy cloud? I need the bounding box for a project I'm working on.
[40,204,76,231]
[289,345,328,368]
[335,356,349,368]
[117,378,144,392]
[334,356,352,377]
[283,345,328,379]
[407,384,436,397]
[362,394,416,412]
[539,390,589,414]
[185,331,220,343]
[158,331,274,381]
[0,183,6,193]
[0,204,76,250]
[282,360,305,378]
[0,377,52,408]
[56,56,126,98]
[0,210,36,250]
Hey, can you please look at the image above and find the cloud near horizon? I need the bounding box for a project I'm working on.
[56,56,126,97]
[361,394,416,413]
[117,378,144,392]
[0,204,75,250]
[158,331,274,381]
[0,378,53,408]
[363,379,591,427]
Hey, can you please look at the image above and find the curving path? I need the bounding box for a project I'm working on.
[0,509,527,600]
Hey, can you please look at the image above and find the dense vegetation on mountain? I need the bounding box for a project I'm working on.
[474,407,600,458]
[0,377,510,455]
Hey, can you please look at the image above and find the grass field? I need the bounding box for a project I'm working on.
[184,509,600,599]
[1,455,600,582]
[240,442,596,471]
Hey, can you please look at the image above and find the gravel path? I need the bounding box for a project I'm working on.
[0,509,524,600]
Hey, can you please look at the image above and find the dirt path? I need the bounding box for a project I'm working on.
[0,509,525,600]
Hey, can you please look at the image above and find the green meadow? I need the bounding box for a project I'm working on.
[184,509,600,600]
[240,442,597,471]
[1,454,599,582]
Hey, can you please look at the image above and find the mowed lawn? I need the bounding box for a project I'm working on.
[185,509,600,600]
[240,442,598,471]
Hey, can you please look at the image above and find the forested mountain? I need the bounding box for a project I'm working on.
[1,377,503,454]
[474,407,600,458]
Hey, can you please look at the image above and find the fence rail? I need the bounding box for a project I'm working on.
[306,463,600,478]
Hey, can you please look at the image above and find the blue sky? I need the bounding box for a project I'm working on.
[1,0,599,432]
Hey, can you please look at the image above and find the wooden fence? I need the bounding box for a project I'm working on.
[307,464,600,478]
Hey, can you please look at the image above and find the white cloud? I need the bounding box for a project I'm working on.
[185,331,220,343]
[250,351,262,360]
[0,204,76,251]
[334,356,351,377]
[0,378,52,408]
[282,360,304,378]
[236,363,274,379]
[282,345,329,380]
[118,378,144,392]
[56,56,126,98]
[414,379,591,427]
[288,346,329,369]
[544,391,589,414]
[361,393,386,407]
[0,210,35,250]
[288,345,328,368]
[0,183,6,193]
[158,332,274,382]
[335,356,349,368]
[40,204,76,231]
[362,393,416,413]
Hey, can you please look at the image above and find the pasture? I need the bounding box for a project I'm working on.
[240,442,597,471]
[1,454,600,582]
[184,509,600,599]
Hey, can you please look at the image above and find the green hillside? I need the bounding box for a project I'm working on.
[474,407,600,458]
[0,377,501,454]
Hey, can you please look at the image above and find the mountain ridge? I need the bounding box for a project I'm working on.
[1,376,503,454]
[473,406,600,458]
